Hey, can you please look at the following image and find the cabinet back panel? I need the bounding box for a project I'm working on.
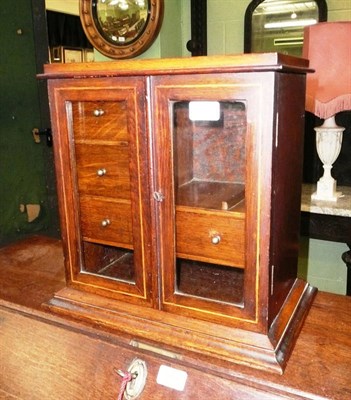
[173,101,246,184]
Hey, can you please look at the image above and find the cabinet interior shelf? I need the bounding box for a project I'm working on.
[176,180,245,212]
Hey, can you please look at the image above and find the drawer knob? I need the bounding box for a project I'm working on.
[101,219,110,227]
[93,109,105,117]
[211,234,221,245]
[96,168,107,176]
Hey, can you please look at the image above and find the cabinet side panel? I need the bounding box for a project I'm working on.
[269,73,306,324]
[47,80,77,284]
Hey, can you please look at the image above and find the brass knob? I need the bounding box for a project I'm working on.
[97,168,106,176]
[211,235,221,245]
[93,109,104,117]
[101,219,110,227]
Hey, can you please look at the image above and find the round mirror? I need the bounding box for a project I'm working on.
[80,0,164,59]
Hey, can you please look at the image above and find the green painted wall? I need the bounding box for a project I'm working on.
[0,1,53,244]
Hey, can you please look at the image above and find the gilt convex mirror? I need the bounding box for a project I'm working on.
[80,0,164,59]
[244,0,327,56]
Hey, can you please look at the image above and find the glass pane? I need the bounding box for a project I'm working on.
[82,242,134,283]
[94,0,149,45]
[176,259,244,304]
[173,100,246,305]
[252,0,319,56]
[71,100,135,283]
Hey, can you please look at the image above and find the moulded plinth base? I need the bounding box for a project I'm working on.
[43,279,317,375]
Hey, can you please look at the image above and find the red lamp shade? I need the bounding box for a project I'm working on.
[303,22,351,120]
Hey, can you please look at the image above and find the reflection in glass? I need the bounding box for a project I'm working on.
[94,0,149,45]
[172,101,247,305]
[82,242,135,282]
[176,259,244,304]
[71,100,136,284]
[252,0,318,56]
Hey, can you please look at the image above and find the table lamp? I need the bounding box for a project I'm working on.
[303,22,351,201]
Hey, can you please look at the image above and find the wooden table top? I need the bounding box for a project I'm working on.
[1,235,350,399]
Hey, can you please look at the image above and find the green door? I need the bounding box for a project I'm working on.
[0,0,59,245]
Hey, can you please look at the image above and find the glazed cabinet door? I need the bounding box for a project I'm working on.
[151,73,276,329]
[48,77,154,306]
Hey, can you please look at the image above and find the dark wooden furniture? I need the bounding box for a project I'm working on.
[40,53,315,374]
[1,236,350,399]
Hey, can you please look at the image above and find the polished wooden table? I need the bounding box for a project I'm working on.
[1,236,351,399]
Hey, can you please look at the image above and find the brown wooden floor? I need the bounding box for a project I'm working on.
[0,235,65,309]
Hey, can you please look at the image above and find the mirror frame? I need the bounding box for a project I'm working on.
[244,0,328,53]
[79,0,164,59]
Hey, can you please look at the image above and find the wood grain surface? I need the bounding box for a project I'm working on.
[1,236,350,399]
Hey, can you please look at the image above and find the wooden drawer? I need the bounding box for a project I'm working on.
[72,101,129,142]
[79,196,133,247]
[176,207,245,268]
[75,143,130,199]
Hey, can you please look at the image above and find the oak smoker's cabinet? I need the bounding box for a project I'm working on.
[42,54,315,374]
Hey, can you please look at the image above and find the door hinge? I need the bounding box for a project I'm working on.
[153,191,165,202]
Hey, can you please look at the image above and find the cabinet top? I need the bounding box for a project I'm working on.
[40,53,310,79]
